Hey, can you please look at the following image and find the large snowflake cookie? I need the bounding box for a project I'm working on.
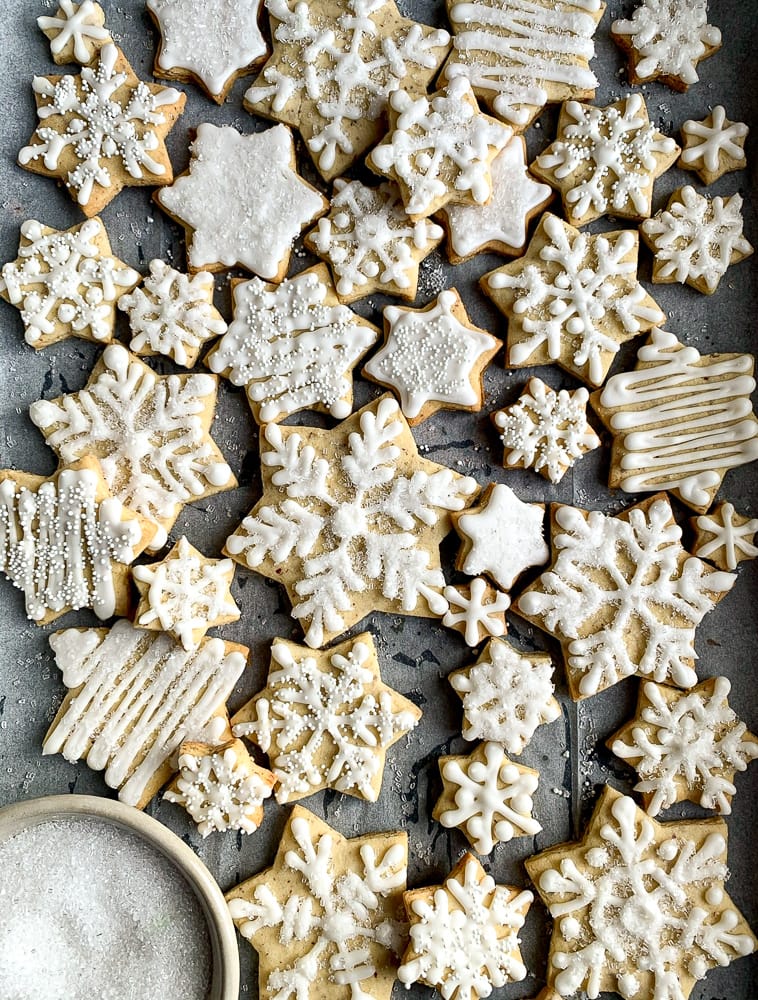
[609,677,758,817]
[38,1,111,66]
[515,494,736,700]
[591,327,758,513]
[367,78,512,220]
[0,458,155,625]
[531,96,679,227]
[244,0,450,180]
[226,805,408,1000]
[19,43,185,216]
[433,742,541,854]
[679,106,748,185]
[482,213,665,386]
[0,218,139,350]
[691,501,758,572]
[440,0,605,131]
[147,0,268,103]
[29,344,236,550]
[44,618,248,808]
[398,852,532,999]
[363,289,499,424]
[442,578,510,647]
[525,785,756,1000]
[206,264,379,424]
[449,638,561,754]
[640,187,754,295]
[305,178,444,303]
[611,0,721,91]
[231,632,421,803]
[493,378,600,485]
[224,395,477,648]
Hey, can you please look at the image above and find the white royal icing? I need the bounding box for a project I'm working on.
[38,0,111,64]
[695,503,758,571]
[442,578,510,647]
[44,619,247,807]
[681,106,748,175]
[598,328,758,509]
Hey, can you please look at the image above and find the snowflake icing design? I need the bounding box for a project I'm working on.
[442,578,510,647]
[694,502,758,571]
[38,0,111,65]
[680,106,748,180]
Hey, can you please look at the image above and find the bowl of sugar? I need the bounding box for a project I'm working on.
[0,793,239,1000]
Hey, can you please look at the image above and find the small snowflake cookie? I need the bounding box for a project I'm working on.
[515,494,736,700]
[531,95,679,227]
[226,805,408,1000]
[19,43,185,216]
[449,638,561,754]
[363,289,499,424]
[691,501,758,571]
[147,0,268,103]
[679,106,748,184]
[164,738,276,837]
[612,0,721,91]
[434,741,541,854]
[0,218,139,350]
[398,852,532,999]
[493,378,600,485]
[38,1,111,66]
[481,212,665,386]
[609,677,758,817]
[640,186,754,295]
[206,264,379,424]
[526,786,756,1000]
[442,578,510,647]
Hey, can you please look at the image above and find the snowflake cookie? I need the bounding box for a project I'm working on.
[224,395,477,648]
[442,578,510,647]
[679,106,748,185]
[38,1,111,66]
[531,96,679,227]
[206,264,379,424]
[398,852,532,999]
[363,289,499,424]
[156,123,328,280]
[44,618,248,808]
[515,494,736,700]
[0,217,139,350]
[226,805,408,1000]
[493,378,600,485]
[0,458,155,625]
[525,785,756,1000]
[481,212,665,386]
[433,741,541,854]
[118,259,227,368]
[244,0,450,180]
[305,178,444,303]
[19,43,185,216]
[366,77,512,220]
[147,0,268,103]
[591,327,758,513]
[691,501,758,572]
[609,677,758,817]
[440,0,605,131]
[164,738,276,837]
[449,638,561,754]
[611,0,722,91]
[231,632,421,803]
[640,186,754,295]
[29,344,236,550]
[133,536,240,651]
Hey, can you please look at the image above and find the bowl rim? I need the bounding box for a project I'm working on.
[0,792,240,1000]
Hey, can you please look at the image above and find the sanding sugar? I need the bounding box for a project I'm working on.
[0,816,213,1000]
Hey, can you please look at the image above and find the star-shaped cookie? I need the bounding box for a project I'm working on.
[525,786,756,1000]
[691,501,758,571]
[19,43,185,216]
[679,106,748,184]
[38,1,111,65]
[363,289,499,424]
[442,578,510,647]
[156,123,328,279]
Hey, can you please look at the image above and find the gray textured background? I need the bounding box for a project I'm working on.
[0,1,755,998]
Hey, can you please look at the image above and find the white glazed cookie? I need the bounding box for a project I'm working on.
[156,123,328,279]
[206,264,379,424]
[691,501,758,572]
[227,806,408,1000]
[231,633,421,803]
[0,218,139,350]
[363,289,499,424]
[38,1,111,65]
[442,578,510,647]
[679,106,748,184]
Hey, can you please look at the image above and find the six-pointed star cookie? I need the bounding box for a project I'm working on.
[679,106,749,184]
[525,786,756,1000]
[226,805,408,1000]
[38,0,111,66]
[691,501,758,571]
[156,123,328,279]
[442,578,510,647]
[363,289,499,424]
[224,395,477,648]
[231,632,421,802]
[19,43,185,216]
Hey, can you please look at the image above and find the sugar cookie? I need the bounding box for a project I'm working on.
[442,578,510,647]
[691,501,758,571]
[38,1,111,66]
[679,106,748,184]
